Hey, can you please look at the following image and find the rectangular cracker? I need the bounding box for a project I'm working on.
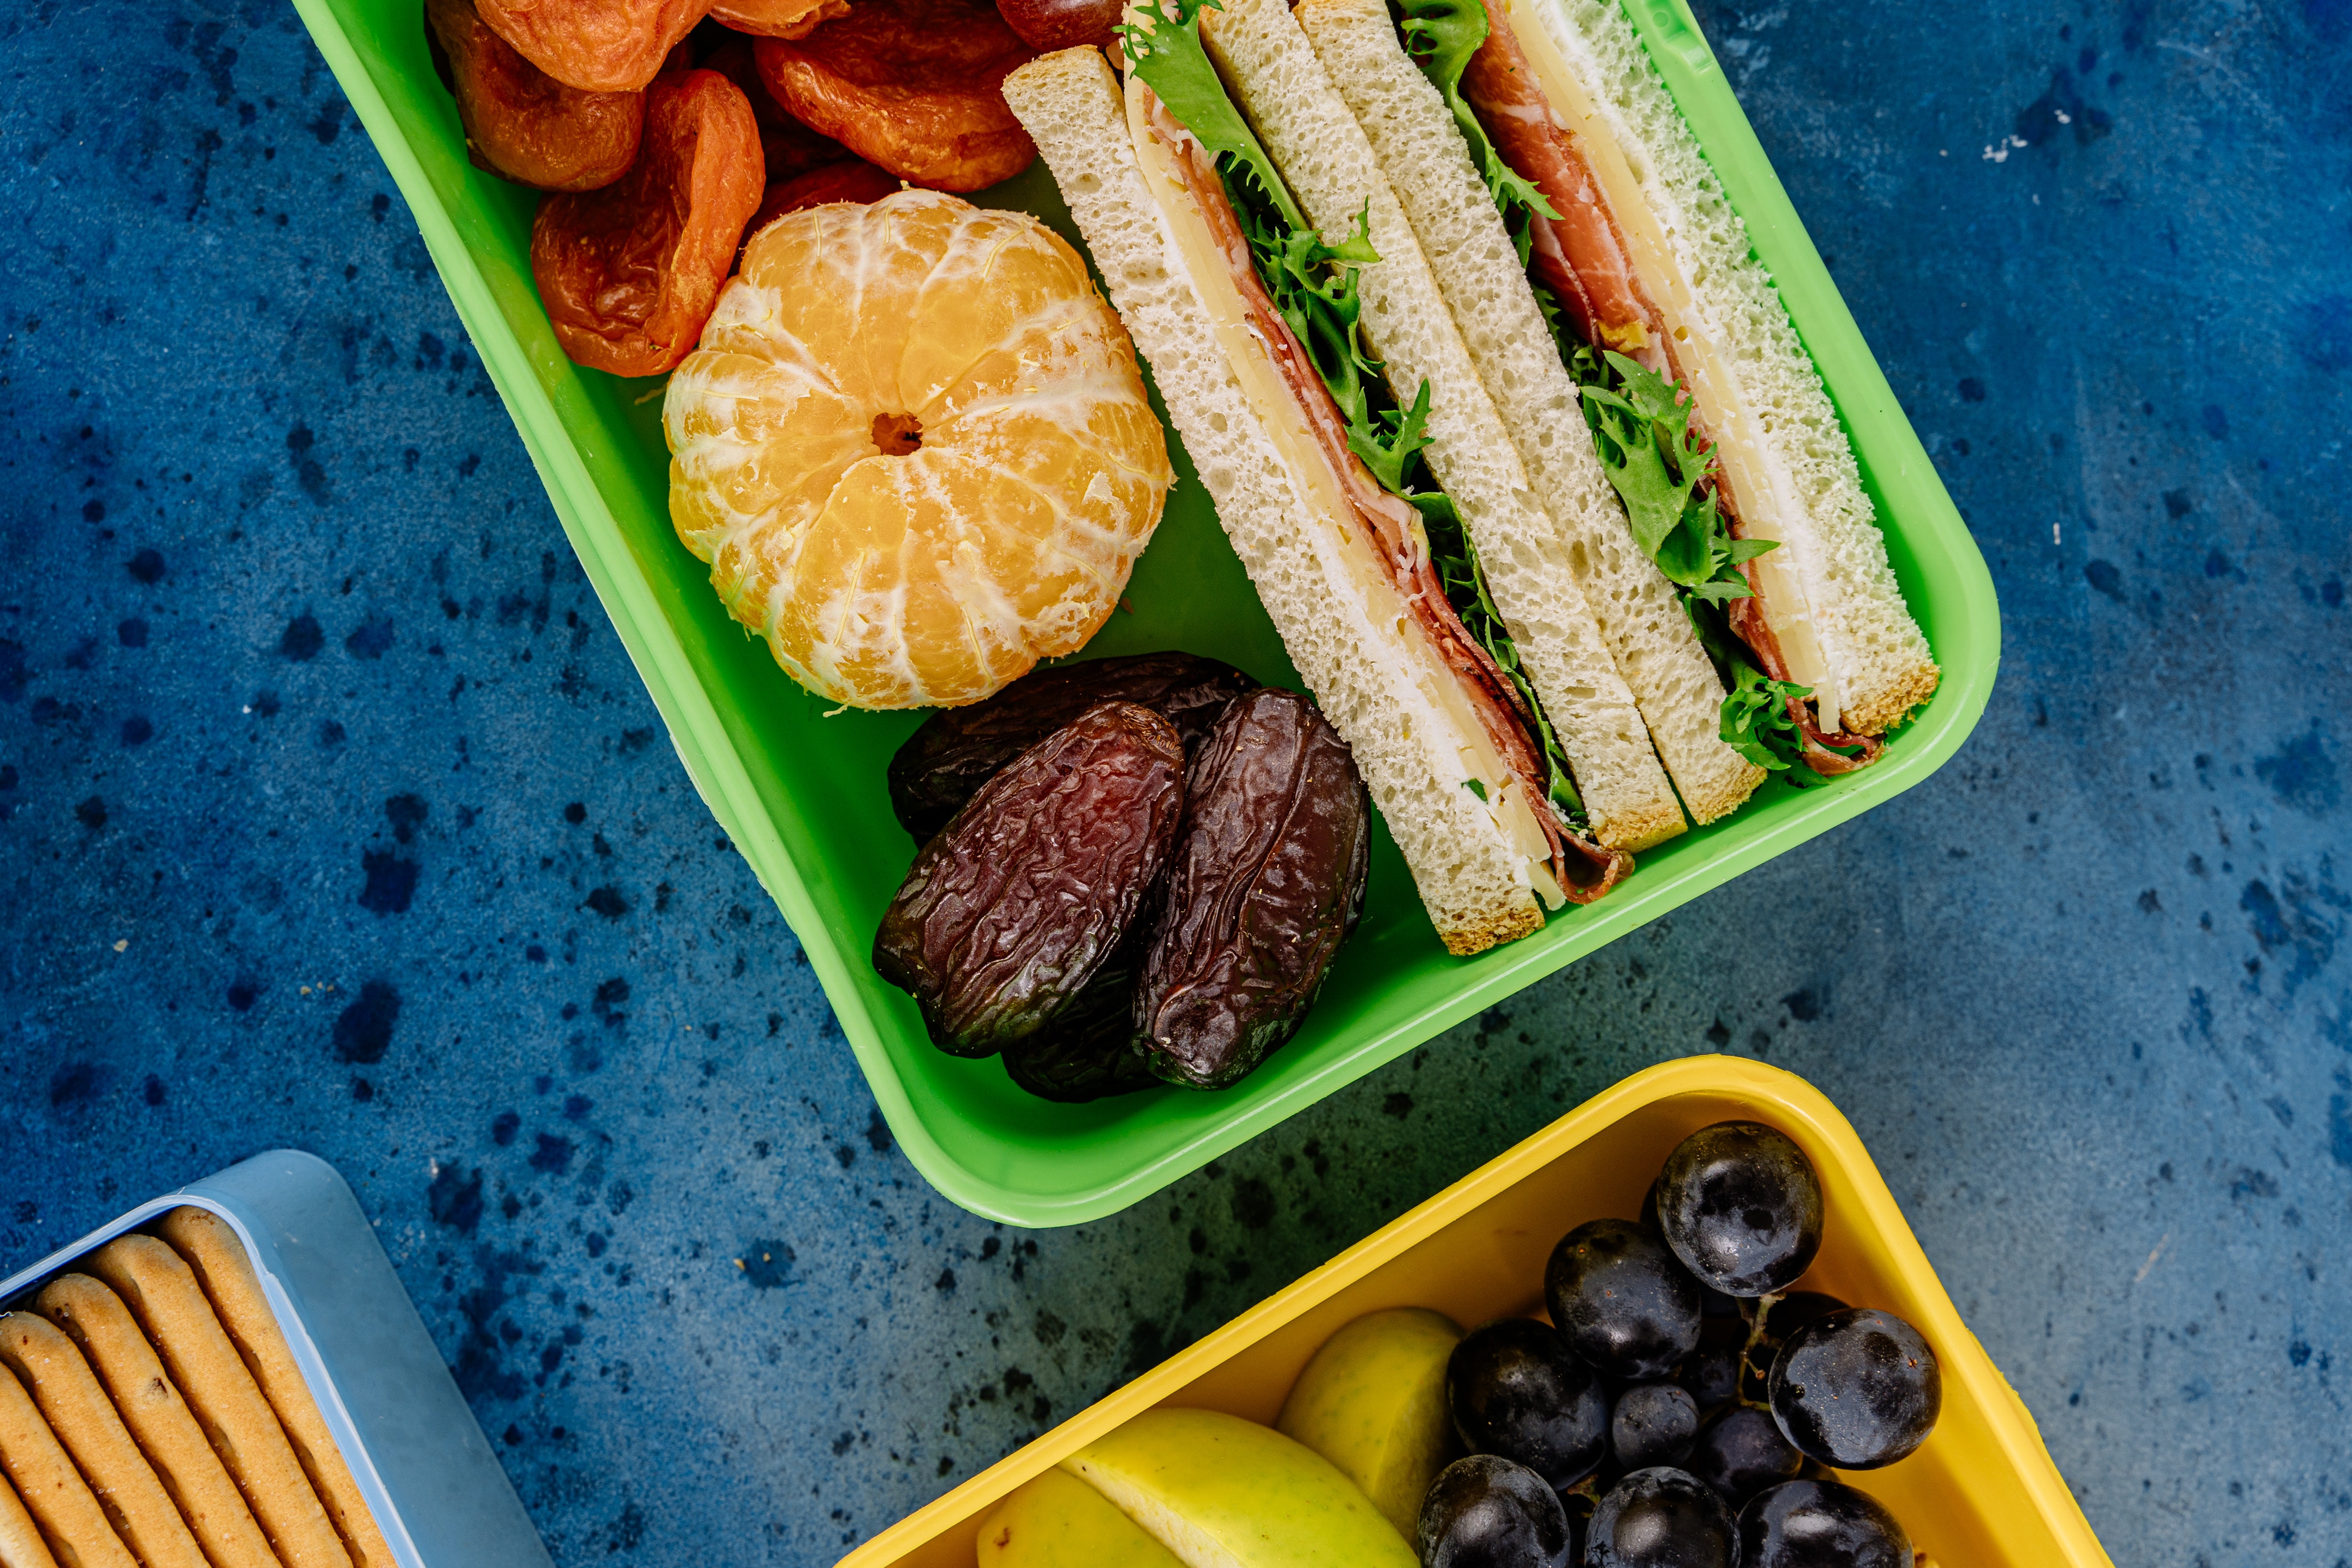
[34,1276,277,1568]
[87,1238,351,1568]
[0,1312,205,1568]
[153,1209,396,1568]
[0,1455,62,1568]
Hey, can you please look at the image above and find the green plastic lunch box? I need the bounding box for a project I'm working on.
[288,0,1999,1225]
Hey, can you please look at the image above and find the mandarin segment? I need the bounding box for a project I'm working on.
[665,190,1172,709]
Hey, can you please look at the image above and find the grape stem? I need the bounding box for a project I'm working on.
[1736,1289,1783,1410]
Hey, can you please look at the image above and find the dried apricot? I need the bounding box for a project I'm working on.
[530,68,765,376]
[700,35,849,180]
[998,930,1158,1101]
[993,0,1120,51]
[426,0,643,191]
[753,0,1037,193]
[477,0,711,92]
[710,0,846,37]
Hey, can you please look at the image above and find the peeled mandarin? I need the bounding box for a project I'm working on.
[663,189,1173,710]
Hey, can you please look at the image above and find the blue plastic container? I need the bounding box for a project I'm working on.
[0,1151,551,1568]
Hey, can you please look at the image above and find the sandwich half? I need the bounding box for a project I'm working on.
[1297,0,1939,779]
[1003,41,1638,955]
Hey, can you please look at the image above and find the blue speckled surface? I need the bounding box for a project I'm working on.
[2,0,2348,1562]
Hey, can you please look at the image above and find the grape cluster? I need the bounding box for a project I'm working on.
[1416,1121,1936,1566]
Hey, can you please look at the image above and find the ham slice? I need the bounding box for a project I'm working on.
[1140,86,1628,898]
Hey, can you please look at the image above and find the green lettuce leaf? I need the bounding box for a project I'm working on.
[1564,342,1772,603]
[1423,497,1589,823]
[1118,0,1305,232]
[1391,0,1558,266]
[1684,597,1812,774]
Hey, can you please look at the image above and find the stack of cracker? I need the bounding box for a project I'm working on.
[0,1208,395,1568]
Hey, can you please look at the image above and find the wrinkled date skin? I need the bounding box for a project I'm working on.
[701,36,850,183]
[998,929,1160,1101]
[477,0,710,91]
[1137,688,1368,1089]
[887,652,1254,841]
[994,0,1122,51]
[753,0,1038,193]
[426,0,644,191]
[530,68,765,376]
[874,703,1185,1058]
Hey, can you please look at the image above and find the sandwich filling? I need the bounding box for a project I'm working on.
[1120,0,1629,902]
[1395,0,1882,775]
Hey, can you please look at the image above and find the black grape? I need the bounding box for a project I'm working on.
[1655,1122,1824,1296]
[1610,1383,1699,1470]
[1687,1405,1803,1506]
[1543,1218,1702,1380]
[1738,1479,1913,1567]
[1585,1467,1737,1568]
[1446,1319,1609,1492]
[1416,1454,1573,1568]
[1769,1307,1942,1468]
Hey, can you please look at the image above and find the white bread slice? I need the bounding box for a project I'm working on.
[1518,0,1937,735]
[1003,46,1548,955]
[1192,0,1685,852]
[1294,0,1762,823]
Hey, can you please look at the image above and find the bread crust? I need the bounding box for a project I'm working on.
[1519,0,1938,734]
[1292,0,1763,824]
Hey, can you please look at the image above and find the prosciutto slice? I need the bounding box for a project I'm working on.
[1140,86,1628,899]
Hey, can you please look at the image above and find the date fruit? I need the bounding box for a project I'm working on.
[873,701,1184,1057]
[887,652,1252,841]
[1135,688,1368,1089]
[998,930,1159,1101]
